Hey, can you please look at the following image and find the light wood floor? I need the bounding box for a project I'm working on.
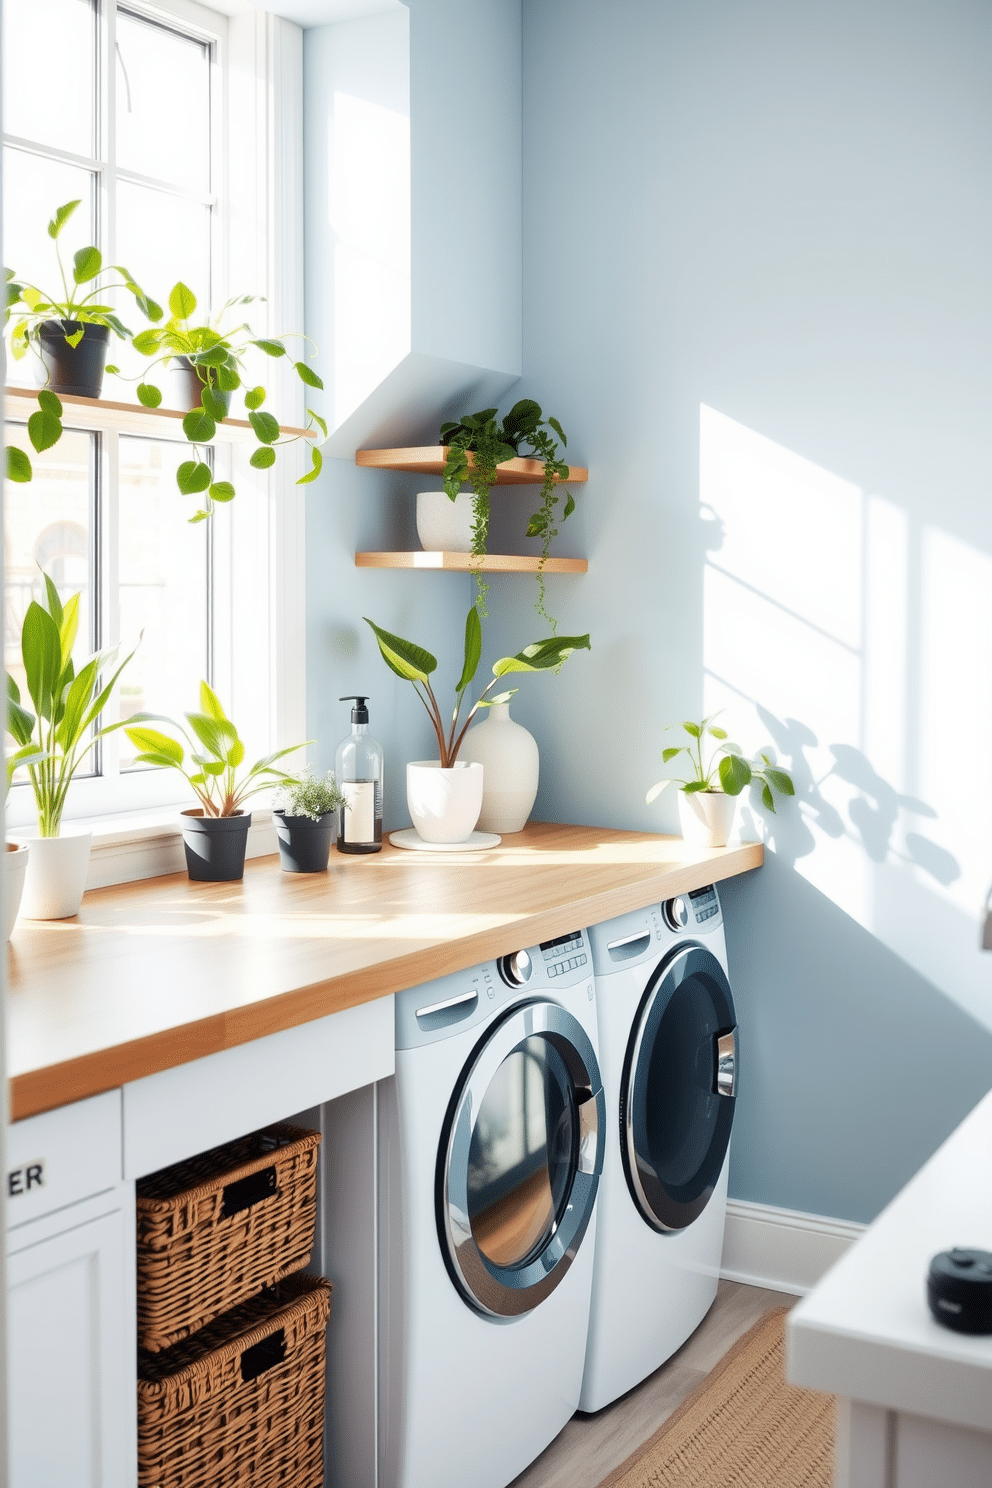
[509,1280,798,1488]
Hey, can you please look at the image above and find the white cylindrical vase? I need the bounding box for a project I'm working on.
[460,703,539,833]
[416,490,475,553]
[677,791,737,849]
[18,828,93,919]
[4,842,29,939]
[407,761,484,843]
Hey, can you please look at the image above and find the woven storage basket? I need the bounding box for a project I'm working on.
[136,1123,320,1352]
[138,1273,332,1488]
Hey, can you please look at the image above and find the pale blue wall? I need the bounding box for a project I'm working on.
[506,0,992,1222]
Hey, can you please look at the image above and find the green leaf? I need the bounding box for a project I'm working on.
[6,686,36,746]
[41,572,64,628]
[137,383,162,408]
[681,721,702,738]
[683,780,707,794]
[209,481,235,503]
[199,681,227,723]
[37,389,62,418]
[200,386,227,421]
[294,359,323,388]
[185,709,238,761]
[764,768,794,796]
[132,329,163,356]
[456,606,483,694]
[58,590,80,661]
[189,510,209,523]
[216,363,241,392]
[244,385,265,411]
[177,460,212,495]
[28,407,62,454]
[661,747,684,763]
[47,199,81,240]
[168,282,197,319]
[718,753,752,796]
[761,782,775,811]
[548,415,567,447]
[708,725,728,739]
[72,245,102,283]
[249,409,279,444]
[475,689,517,708]
[250,446,276,470]
[492,633,591,677]
[193,344,229,367]
[296,446,322,486]
[124,726,185,766]
[21,602,62,720]
[307,408,328,440]
[182,407,217,443]
[6,446,32,482]
[252,338,286,357]
[363,618,437,683]
[562,492,575,520]
[65,327,84,349]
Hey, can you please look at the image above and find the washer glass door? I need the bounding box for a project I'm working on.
[439,1001,604,1318]
[622,944,737,1233]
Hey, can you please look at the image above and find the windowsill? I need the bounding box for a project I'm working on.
[8,805,279,892]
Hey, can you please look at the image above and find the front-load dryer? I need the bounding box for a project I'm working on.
[579,885,738,1413]
[378,931,605,1488]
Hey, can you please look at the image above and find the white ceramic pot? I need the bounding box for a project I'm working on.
[407,760,484,844]
[18,829,93,919]
[460,703,539,833]
[677,790,737,849]
[4,842,29,940]
[416,490,475,553]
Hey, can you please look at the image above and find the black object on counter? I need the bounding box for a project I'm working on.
[927,1248,992,1334]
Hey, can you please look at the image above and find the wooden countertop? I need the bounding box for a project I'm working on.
[7,822,762,1122]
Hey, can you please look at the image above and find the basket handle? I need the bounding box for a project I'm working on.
[222,1165,277,1218]
[240,1328,286,1382]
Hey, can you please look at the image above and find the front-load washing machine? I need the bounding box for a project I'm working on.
[378,931,605,1488]
[579,884,738,1413]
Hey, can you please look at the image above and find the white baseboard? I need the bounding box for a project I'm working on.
[721,1198,866,1296]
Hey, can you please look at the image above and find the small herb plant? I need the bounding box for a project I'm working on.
[4,198,161,483]
[5,572,140,837]
[646,715,795,811]
[124,681,308,816]
[273,766,346,821]
[129,282,326,521]
[440,399,574,623]
[364,608,590,768]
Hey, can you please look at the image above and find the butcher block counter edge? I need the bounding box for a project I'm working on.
[7,823,763,1121]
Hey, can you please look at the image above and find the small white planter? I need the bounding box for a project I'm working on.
[460,703,539,833]
[18,829,93,920]
[416,490,475,553]
[407,761,484,844]
[677,790,737,849]
[4,842,29,940]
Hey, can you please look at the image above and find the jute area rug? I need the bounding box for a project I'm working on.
[597,1307,834,1488]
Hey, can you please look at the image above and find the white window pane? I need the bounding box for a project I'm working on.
[3,0,95,157]
[116,181,211,315]
[116,11,210,195]
[117,437,209,769]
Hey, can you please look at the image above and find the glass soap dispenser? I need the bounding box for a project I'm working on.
[335,696,383,853]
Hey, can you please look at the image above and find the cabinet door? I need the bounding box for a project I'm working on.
[8,1209,134,1488]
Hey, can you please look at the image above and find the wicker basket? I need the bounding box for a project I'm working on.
[136,1123,320,1352]
[138,1273,332,1488]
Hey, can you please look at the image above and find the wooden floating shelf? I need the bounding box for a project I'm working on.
[355,551,588,574]
[4,385,314,442]
[355,445,587,486]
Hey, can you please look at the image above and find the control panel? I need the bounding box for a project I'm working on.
[539,930,589,979]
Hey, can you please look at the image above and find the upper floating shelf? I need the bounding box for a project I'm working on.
[355,446,588,486]
[4,385,314,442]
[356,551,588,574]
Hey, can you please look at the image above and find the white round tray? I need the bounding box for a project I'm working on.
[389,829,502,853]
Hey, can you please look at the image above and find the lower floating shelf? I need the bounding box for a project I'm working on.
[355,551,588,574]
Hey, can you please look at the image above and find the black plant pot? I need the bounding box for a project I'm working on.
[169,356,232,416]
[272,811,336,873]
[37,320,110,398]
[180,809,251,882]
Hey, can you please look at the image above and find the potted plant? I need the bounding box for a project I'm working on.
[3,741,46,939]
[128,282,325,521]
[647,715,795,848]
[4,198,161,483]
[5,573,140,918]
[124,683,308,881]
[436,399,574,622]
[365,608,590,843]
[271,767,347,873]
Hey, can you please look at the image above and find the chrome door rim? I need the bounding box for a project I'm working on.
[439,999,605,1318]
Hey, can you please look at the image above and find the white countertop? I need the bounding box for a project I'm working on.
[787,1086,992,1432]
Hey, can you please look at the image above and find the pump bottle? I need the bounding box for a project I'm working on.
[335,696,383,853]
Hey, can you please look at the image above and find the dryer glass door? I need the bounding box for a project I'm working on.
[622,944,737,1233]
[439,1001,605,1318]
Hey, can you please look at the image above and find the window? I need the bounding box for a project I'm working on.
[3,0,307,839]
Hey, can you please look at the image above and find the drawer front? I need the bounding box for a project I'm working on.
[7,1089,123,1229]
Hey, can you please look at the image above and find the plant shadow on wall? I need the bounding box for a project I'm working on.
[739,705,959,888]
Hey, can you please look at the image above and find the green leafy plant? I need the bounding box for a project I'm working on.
[4,199,161,483]
[273,766,347,821]
[129,283,326,521]
[439,399,574,622]
[5,572,140,837]
[646,714,795,811]
[364,608,590,767]
[124,681,308,816]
